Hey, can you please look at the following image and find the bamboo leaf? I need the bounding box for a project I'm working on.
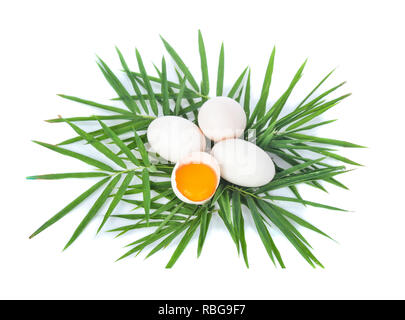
[97,171,135,233]
[64,175,121,249]
[287,133,366,148]
[97,57,138,113]
[228,67,248,99]
[133,129,151,166]
[197,207,211,257]
[115,47,147,114]
[27,172,109,180]
[97,119,141,166]
[247,46,275,126]
[174,76,187,115]
[274,157,326,178]
[160,35,199,91]
[29,177,110,239]
[232,191,242,240]
[256,166,346,193]
[198,30,209,96]
[32,141,115,172]
[296,68,335,108]
[57,94,133,115]
[144,223,191,260]
[317,150,362,166]
[142,168,151,225]
[239,213,249,268]
[160,57,171,115]
[286,94,351,131]
[283,119,337,134]
[166,215,201,268]
[243,69,251,119]
[65,120,127,169]
[216,43,225,96]
[153,203,184,235]
[46,115,137,123]
[135,49,159,115]
[257,199,312,248]
[257,199,323,267]
[246,197,284,268]
[58,120,144,146]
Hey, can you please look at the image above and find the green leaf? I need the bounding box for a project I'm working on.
[285,94,351,131]
[153,203,185,235]
[271,203,333,241]
[317,150,362,166]
[228,67,248,99]
[135,49,159,115]
[29,177,110,239]
[284,119,337,133]
[269,59,307,124]
[197,207,211,257]
[58,120,145,146]
[57,94,133,116]
[256,166,346,193]
[166,215,201,268]
[232,191,242,240]
[287,133,366,148]
[160,57,171,115]
[144,223,191,259]
[257,199,323,268]
[97,57,139,113]
[117,226,180,261]
[115,46,146,114]
[217,191,239,252]
[32,140,114,172]
[254,59,306,132]
[97,171,135,233]
[46,115,138,123]
[246,197,284,268]
[216,42,225,96]
[243,69,251,119]
[133,130,151,167]
[296,68,335,108]
[174,76,187,115]
[65,120,127,169]
[257,199,312,248]
[142,168,151,225]
[198,30,209,96]
[64,175,121,250]
[247,46,275,126]
[160,35,199,91]
[27,172,109,180]
[274,157,326,178]
[97,119,141,166]
[239,213,249,268]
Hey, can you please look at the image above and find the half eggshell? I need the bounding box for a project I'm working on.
[171,152,221,204]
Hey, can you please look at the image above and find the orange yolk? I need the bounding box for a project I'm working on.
[175,163,217,202]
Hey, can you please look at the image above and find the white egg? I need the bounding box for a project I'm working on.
[198,96,247,142]
[211,138,275,187]
[171,152,221,204]
[147,116,206,163]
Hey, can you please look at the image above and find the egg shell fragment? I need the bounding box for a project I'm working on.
[147,116,206,163]
[198,96,247,142]
[171,152,221,205]
[211,138,275,187]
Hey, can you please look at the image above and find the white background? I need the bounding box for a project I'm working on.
[1,0,404,299]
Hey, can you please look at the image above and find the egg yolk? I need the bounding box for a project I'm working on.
[175,163,217,202]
